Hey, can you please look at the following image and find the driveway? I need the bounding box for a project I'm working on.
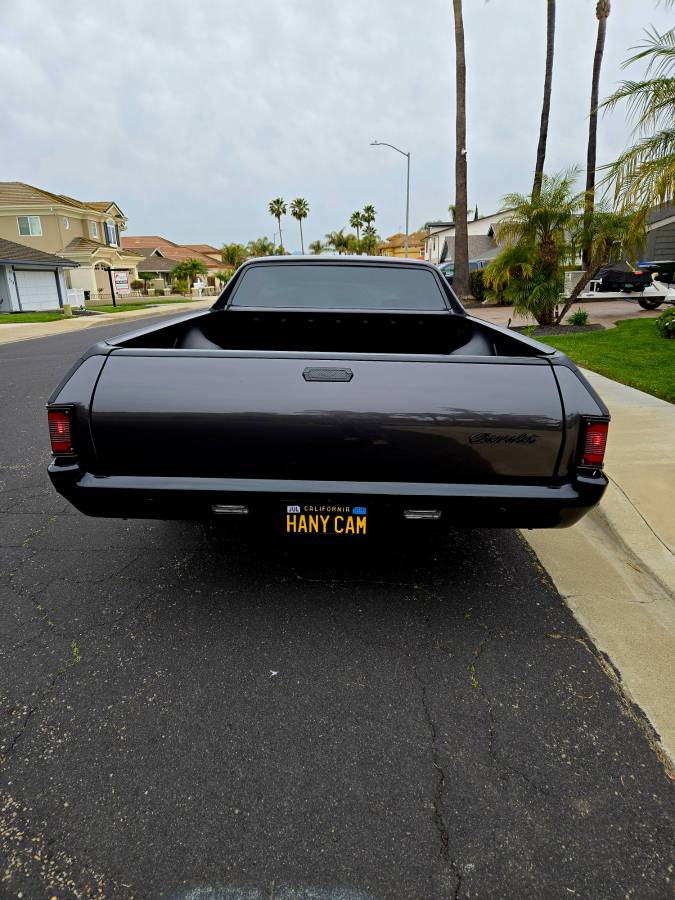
[0,318,672,899]
[471,297,664,328]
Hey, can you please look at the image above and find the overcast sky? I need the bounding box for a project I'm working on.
[2,0,672,250]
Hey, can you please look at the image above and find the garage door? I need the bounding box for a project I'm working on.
[15,270,60,311]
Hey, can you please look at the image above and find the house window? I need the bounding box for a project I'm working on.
[105,220,118,246]
[91,221,98,239]
[17,215,42,236]
[63,217,69,229]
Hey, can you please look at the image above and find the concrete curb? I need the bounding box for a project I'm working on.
[596,479,675,601]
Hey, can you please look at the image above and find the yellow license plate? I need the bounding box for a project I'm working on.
[285,504,368,536]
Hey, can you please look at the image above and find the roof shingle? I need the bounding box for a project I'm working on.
[0,238,78,267]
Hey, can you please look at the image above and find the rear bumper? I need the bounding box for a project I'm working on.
[48,466,608,529]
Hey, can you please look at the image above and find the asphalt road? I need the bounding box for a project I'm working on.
[1,318,672,899]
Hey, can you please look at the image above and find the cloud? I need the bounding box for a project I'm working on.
[1,0,671,248]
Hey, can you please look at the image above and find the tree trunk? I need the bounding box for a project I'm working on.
[532,0,555,196]
[299,219,305,254]
[277,216,283,252]
[452,0,470,299]
[556,261,604,324]
[583,5,609,266]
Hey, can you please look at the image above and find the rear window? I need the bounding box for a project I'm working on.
[230,264,448,310]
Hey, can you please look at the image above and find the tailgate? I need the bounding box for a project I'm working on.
[90,353,563,482]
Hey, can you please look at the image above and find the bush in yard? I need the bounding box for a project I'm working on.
[469,269,485,302]
[172,278,189,295]
[567,308,589,326]
[655,307,675,339]
[130,279,144,291]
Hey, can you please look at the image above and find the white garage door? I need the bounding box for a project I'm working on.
[15,270,60,311]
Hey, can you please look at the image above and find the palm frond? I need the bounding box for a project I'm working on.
[600,129,675,207]
[601,78,675,135]
[623,26,675,77]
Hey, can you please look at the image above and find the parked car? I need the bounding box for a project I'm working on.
[47,257,609,532]
[437,261,454,283]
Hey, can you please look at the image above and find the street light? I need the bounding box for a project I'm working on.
[371,140,411,258]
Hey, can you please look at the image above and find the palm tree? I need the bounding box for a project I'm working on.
[600,25,675,209]
[362,205,377,231]
[246,237,275,257]
[360,225,379,256]
[583,0,611,266]
[268,198,287,251]
[452,0,470,299]
[324,229,349,255]
[533,0,556,196]
[483,170,581,325]
[308,240,324,255]
[221,243,247,269]
[556,204,646,323]
[171,258,208,292]
[349,211,364,244]
[448,204,456,222]
[290,198,309,253]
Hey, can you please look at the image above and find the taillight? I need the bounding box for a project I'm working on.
[48,408,74,455]
[579,419,608,468]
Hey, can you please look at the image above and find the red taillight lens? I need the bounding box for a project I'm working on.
[48,409,74,455]
[580,420,608,467]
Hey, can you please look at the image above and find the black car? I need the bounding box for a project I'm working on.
[47,257,609,532]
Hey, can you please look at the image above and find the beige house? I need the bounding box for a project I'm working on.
[0,182,145,302]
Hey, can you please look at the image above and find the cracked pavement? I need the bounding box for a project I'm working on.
[1,319,673,899]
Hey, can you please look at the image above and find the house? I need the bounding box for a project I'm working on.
[181,243,222,264]
[0,238,78,313]
[424,211,511,265]
[641,204,675,261]
[0,182,145,302]
[122,235,225,290]
[377,231,426,258]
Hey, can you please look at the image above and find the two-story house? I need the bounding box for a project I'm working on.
[0,182,145,302]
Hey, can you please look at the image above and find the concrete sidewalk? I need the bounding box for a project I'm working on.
[525,372,675,767]
[0,298,214,345]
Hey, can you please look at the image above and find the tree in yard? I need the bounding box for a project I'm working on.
[138,271,156,294]
[349,211,364,244]
[599,25,675,209]
[583,0,611,266]
[556,204,646,323]
[360,225,379,256]
[324,229,349,255]
[533,0,556,196]
[448,204,456,222]
[308,240,324,255]
[290,198,309,253]
[171,258,207,292]
[246,237,276,257]
[214,270,233,286]
[452,0,470,299]
[483,170,581,326]
[268,198,287,251]
[221,243,248,269]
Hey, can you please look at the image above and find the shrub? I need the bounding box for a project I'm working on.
[655,307,675,339]
[567,308,589,326]
[172,278,189,295]
[130,279,144,291]
[469,269,485,302]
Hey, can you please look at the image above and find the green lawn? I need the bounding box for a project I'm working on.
[0,311,65,323]
[546,318,675,403]
[94,297,198,313]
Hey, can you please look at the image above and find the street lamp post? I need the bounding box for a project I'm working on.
[371,140,411,257]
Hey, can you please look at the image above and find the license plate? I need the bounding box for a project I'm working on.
[285,503,368,536]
